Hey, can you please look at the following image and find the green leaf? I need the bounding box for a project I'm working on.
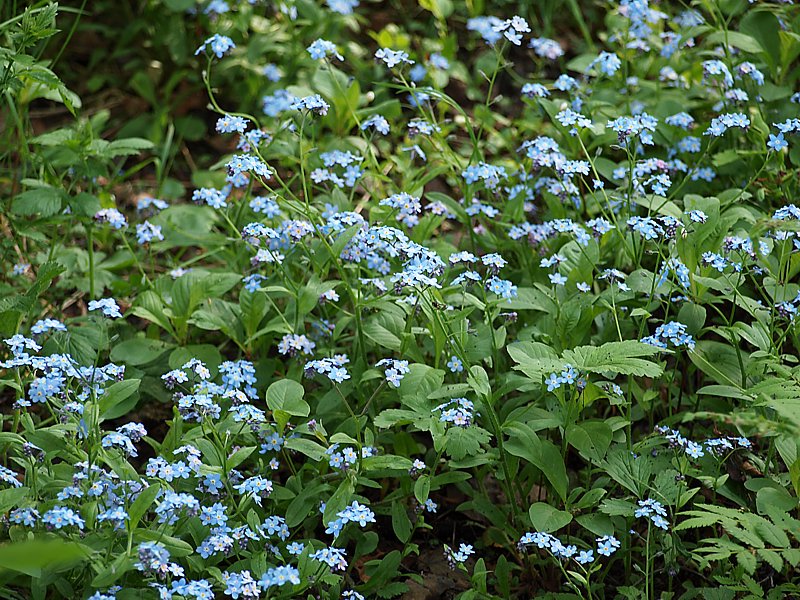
[285,483,330,527]
[528,502,573,533]
[127,482,160,530]
[172,271,241,319]
[690,340,746,388]
[103,137,154,158]
[135,529,193,557]
[284,437,327,461]
[399,364,444,410]
[509,340,663,382]
[740,10,781,69]
[504,422,568,501]
[323,478,354,524]
[507,341,563,382]
[362,455,413,471]
[467,365,490,400]
[504,287,557,312]
[266,379,309,416]
[109,337,173,366]
[164,0,195,10]
[707,30,762,54]
[266,379,309,433]
[0,487,30,513]
[364,318,402,351]
[91,552,134,588]
[602,447,652,496]
[11,187,62,217]
[495,555,510,598]
[374,409,420,428]
[391,501,412,543]
[756,486,798,515]
[68,192,101,217]
[562,340,664,377]
[0,539,87,576]
[414,475,431,504]
[329,224,362,263]
[360,550,403,595]
[443,425,491,460]
[98,379,140,420]
[566,421,613,463]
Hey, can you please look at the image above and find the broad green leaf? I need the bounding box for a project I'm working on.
[562,341,664,377]
[266,379,309,416]
[0,539,87,576]
[98,379,140,420]
[566,422,613,463]
[504,422,568,501]
[285,483,331,527]
[284,437,327,461]
[528,502,573,533]
[128,483,160,530]
[11,187,62,217]
[110,337,173,366]
[391,501,412,543]
[322,477,354,525]
[414,475,430,504]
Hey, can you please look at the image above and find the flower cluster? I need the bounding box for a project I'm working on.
[518,531,620,565]
[325,501,376,537]
[443,543,475,569]
[434,397,476,428]
[545,364,581,392]
[304,355,350,383]
[635,499,669,530]
[641,321,695,350]
[375,358,410,387]
[655,425,752,460]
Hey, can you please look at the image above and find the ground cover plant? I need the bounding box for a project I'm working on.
[2,0,800,597]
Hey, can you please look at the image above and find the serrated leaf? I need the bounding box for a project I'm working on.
[563,340,664,377]
[11,187,62,217]
[443,425,491,460]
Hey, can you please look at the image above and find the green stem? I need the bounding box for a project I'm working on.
[87,224,95,298]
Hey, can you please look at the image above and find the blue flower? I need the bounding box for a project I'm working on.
[135,221,164,245]
[192,187,228,209]
[95,208,127,229]
[361,114,390,135]
[307,39,343,61]
[447,356,464,373]
[685,441,705,459]
[467,16,504,45]
[262,63,281,81]
[596,535,620,556]
[529,37,563,59]
[768,133,788,152]
[88,298,123,318]
[291,94,330,116]
[195,34,235,58]
[493,16,530,46]
[326,0,359,14]
[546,373,561,392]
[589,51,622,76]
[704,113,750,137]
[216,114,249,134]
[287,541,305,555]
[43,506,85,530]
[376,358,410,387]
[375,48,414,68]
